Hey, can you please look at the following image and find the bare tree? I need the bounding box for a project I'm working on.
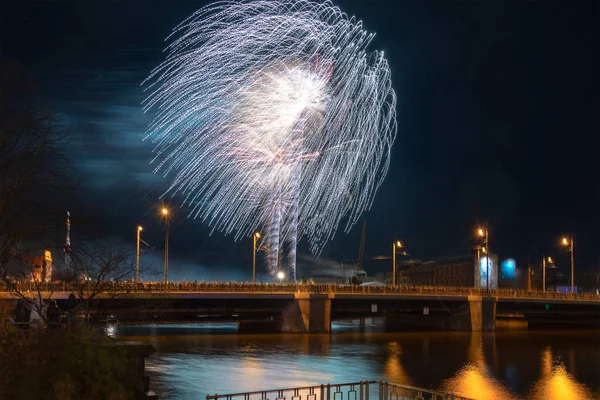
[56,239,157,320]
[0,245,58,326]
[0,59,72,282]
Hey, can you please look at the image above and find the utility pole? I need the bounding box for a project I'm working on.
[542,256,546,293]
[562,236,575,293]
[392,241,402,287]
[136,226,142,283]
[252,232,260,284]
[477,228,489,289]
[162,208,169,289]
[570,239,575,293]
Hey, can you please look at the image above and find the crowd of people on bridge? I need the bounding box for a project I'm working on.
[1,280,598,301]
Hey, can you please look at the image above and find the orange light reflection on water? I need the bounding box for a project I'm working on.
[528,364,593,400]
[241,357,264,378]
[442,333,518,400]
[383,342,412,386]
[528,347,593,400]
[441,364,519,400]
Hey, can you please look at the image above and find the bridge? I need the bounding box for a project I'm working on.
[3,283,600,333]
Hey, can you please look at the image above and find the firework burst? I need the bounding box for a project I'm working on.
[143,0,396,280]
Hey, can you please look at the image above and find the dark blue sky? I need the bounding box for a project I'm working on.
[2,0,598,281]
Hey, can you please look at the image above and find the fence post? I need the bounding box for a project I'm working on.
[321,385,325,400]
[326,384,331,400]
[360,381,363,400]
[365,381,369,400]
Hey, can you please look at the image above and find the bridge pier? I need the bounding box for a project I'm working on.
[468,295,496,331]
[281,293,332,333]
[384,296,497,332]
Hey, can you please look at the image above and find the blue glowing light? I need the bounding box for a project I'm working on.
[501,258,516,280]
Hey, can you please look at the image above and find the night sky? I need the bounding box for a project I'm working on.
[1,0,598,281]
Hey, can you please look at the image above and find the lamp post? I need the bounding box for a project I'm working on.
[392,241,402,287]
[277,271,285,283]
[542,256,553,293]
[136,226,143,283]
[253,231,260,284]
[562,236,574,293]
[162,207,169,288]
[478,228,489,289]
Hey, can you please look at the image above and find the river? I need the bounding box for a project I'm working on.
[115,323,600,400]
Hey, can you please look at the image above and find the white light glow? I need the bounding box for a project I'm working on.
[143,0,396,278]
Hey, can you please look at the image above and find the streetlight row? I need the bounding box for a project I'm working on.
[137,223,281,285]
[135,207,170,285]
[137,214,574,290]
[390,227,576,292]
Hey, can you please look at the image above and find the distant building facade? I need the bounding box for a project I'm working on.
[386,259,421,285]
[389,253,499,288]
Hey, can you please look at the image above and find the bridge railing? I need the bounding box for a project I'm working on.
[205,380,472,400]
[1,281,598,302]
[381,381,472,400]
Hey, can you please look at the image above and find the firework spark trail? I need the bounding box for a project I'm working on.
[143,0,396,279]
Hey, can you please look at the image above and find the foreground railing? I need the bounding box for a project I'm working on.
[1,281,598,302]
[381,381,471,400]
[205,381,472,400]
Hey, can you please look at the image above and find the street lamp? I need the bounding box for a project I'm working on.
[561,236,574,293]
[542,256,553,292]
[392,240,402,288]
[253,231,261,284]
[162,207,169,288]
[277,271,285,283]
[136,226,143,283]
[477,227,490,289]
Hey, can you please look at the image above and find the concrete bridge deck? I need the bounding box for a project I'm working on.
[3,284,600,333]
[3,290,600,306]
[1,283,597,303]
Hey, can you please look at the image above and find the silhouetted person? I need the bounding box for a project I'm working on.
[46,300,61,329]
[13,300,30,329]
[64,293,77,327]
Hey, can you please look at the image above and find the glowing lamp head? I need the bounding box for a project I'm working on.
[162,208,169,216]
[395,241,402,248]
[547,256,553,263]
[138,226,143,231]
[482,247,487,253]
[562,237,569,246]
[255,231,261,239]
[277,271,285,280]
[478,228,485,237]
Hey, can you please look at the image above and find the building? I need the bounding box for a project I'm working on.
[386,259,421,285]
[30,250,53,282]
[577,271,600,292]
[389,253,499,288]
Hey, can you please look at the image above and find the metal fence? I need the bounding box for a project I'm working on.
[205,381,472,400]
[381,381,471,400]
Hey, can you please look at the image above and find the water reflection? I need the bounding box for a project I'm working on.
[442,364,519,400]
[383,342,412,386]
[442,333,518,400]
[104,323,117,338]
[528,346,593,400]
[119,325,600,400]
